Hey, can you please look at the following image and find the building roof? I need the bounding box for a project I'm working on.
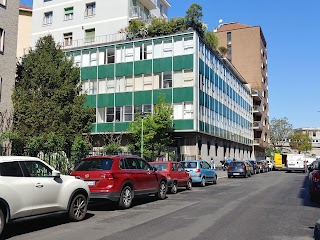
[216,22,252,32]
[19,4,32,11]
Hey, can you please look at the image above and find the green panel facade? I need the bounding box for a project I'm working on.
[81,66,97,80]
[97,94,114,107]
[134,60,152,75]
[116,62,133,77]
[153,89,172,103]
[173,87,193,103]
[85,95,96,107]
[173,55,193,71]
[98,64,114,78]
[153,57,172,73]
[115,92,132,106]
[173,120,194,130]
[115,122,130,132]
[96,123,113,132]
[134,91,152,105]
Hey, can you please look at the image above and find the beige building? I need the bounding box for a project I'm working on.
[0,0,19,116]
[215,22,269,159]
[17,4,32,59]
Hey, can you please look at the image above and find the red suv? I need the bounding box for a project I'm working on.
[149,161,192,194]
[70,155,167,209]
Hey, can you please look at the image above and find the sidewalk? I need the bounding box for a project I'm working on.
[216,169,228,179]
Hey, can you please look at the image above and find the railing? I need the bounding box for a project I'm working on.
[129,6,152,23]
[253,121,262,129]
[253,105,262,112]
[252,89,262,99]
[254,138,261,144]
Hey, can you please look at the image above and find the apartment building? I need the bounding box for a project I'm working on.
[17,4,32,59]
[0,0,19,115]
[65,30,254,162]
[31,0,170,47]
[215,22,269,159]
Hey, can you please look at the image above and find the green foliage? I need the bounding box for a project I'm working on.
[218,46,228,56]
[265,147,281,159]
[185,3,205,38]
[127,20,147,38]
[270,117,293,148]
[129,94,174,160]
[289,132,312,153]
[13,35,95,153]
[102,143,123,154]
[205,32,219,50]
[71,136,91,167]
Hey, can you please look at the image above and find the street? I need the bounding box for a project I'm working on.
[1,171,319,240]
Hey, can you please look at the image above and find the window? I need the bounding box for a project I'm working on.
[97,107,105,123]
[63,32,73,46]
[64,7,74,20]
[115,107,122,122]
[227,32,232,45]
[84,28,95,43]
[24,161,52,177]
[124,106,133,122]
[163,40,172,57]
[162,72,172,89]
[0,162,23,177]
[136,159,152,170]
[143,74,152,90]
[43,11,53,25]
[0,28,4,53]
[106,107,114,122]
[90,51,97,66]
[98,78,106,94]
[227,46,232,61]
[98,48,115,65]
[125,158,139,169]
[74,54,81,67]
[0,0,6,7]
[85,2,96,17]
[184,37,193,54]
[75,158,113,171]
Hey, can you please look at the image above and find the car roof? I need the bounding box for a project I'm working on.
[181,160,201,162]
[0,156,41,163]
[84,155,141,160]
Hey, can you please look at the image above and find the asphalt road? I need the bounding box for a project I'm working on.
[2,171,320,240]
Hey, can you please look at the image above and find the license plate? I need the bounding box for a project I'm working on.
[86,181,96,186]
[233,173,240,176]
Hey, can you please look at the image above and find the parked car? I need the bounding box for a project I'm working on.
[149,161,192,194]
[286,154,307,173]
[0,156,89,236]
[227,161,252,178]
[71,155,167,209]
[257,160,268,173]
[249,160,259,174]
[308,159,320,201]
[180,160,217,187]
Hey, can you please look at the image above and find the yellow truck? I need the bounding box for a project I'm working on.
[274,153,287,170]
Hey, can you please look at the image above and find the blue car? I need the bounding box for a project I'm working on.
[181,160,217,187]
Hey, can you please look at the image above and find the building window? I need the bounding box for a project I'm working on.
[84,28,95,43]
[85,2,96,17]
[0,28,4,54]
[43,11,53,25]
[64,7,74,20]
[162,72,172,89]
[63,33,73,46]
[106,107,114,122]
[227,32,231,45]
[227,46,232,61]
[124,106,133,122]
[0,0,6,7]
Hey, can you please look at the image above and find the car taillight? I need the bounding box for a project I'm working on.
[314,172,320,183]
[100,173,114,180]
[227,165,230,171]
[242,163,245,170]
[196,169,201,173]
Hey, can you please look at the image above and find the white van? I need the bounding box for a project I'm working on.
[287,154,307,173]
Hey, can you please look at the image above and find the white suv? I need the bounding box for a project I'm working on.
[0,156,90,236]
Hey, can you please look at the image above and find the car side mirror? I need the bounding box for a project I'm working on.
[152,167,157,172]
[52,170,61,178]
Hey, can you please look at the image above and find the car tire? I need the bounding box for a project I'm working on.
[213,175,217,184]
[119,186,133,209]
[68,194,88,221]
[186,179,192,190]
[200,177,206,187]
[0,208,5,236]
[157,181,167,200]
[171,182,178,194]
[228,175,231,178]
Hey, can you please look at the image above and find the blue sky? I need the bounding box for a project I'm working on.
[20,0,320,128]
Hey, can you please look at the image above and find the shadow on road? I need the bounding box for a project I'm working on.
[0,213,94,240]
[299,175,320,208]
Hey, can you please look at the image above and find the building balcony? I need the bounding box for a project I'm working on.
[253,138,261,145]
[129,6,152,23]
[253,121,263,130]
[139,0,157,10]
[253,105,263,116]
[252,89,262,101]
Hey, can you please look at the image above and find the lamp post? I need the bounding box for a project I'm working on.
[141,112,145,158]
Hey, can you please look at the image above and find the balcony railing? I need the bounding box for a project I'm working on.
[252,89,262,100]
[253,105,262,116]
[254,138,261,145]
[130,6,152,23]
[139,0,157,9]
[253,121,262,130]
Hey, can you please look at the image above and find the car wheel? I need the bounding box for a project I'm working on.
[0,208,5,236]
[186,179,192,190]
[68,194,88,221]
[171,182,178,194]
[200,177,206,187]
[157,181,167,200]
[119,186,133,209]
[213,175,217,184]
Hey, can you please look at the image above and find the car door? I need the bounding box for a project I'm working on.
[23,160,63,215]
[203,161,214,181]
[136,158,158,191]
[177,163,189,186]
[125,158,147,193]
[0,161,34,219]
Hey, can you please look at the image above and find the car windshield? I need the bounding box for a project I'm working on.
[75,158,113,171]
[181,161,198,169]
[230,162,243,167]
[150,163,168,171]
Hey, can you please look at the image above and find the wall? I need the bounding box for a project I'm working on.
[17,9,32,59]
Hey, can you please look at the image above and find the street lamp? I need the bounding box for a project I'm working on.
[141,112,146,158]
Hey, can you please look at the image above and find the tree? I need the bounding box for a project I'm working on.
[270,117,293,150]
[218,46,228,57]
[12,35,95,154]
[129,95,174,160]
[101,132,123,154]
[185,3,205,38]
[205,32,219,50]
[289,132,312,153]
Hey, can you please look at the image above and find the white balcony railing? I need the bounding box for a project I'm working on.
[130,6,152,23]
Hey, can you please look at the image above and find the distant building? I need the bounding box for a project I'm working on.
[215,22,270,160]
[0,0,19,114]
[295,128,320,156]
[17,4,32,59]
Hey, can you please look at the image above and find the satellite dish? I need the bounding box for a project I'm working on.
[219,19,223,23]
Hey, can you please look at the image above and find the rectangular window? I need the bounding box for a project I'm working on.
[98,79,106,94]
[82,52,90,67]
[125,77,133,92]
[97,107,105,123]
[154,42,162,58]
[106,78,115,93]
[174,104,183,119]
[163,40,172,57]
[174,39,183,56]
[124,46,134,62]
[64,7,74,20]
[143,74,152,90]
[84,28,95,43]
[134,75,143,91]
[85,2,96,17]
[184,102,194,119]
[89,80,97,94]
[106,107,114,122]
[162,72,172,89]
[184,37,193,54]
[183,69,193,87]
[0,28,4,53]
[63,32,73,47]
[227,32,232,45]
[43,11,53,25]
[124,106,133,122]
[90,51,97,66]
[74,54,81,67]
[115,107,122,122]
[173,71,183,88]
[107,48,115,63]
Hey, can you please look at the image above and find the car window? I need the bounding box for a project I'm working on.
[177,163,184,171]
[24,161,52,177]
[119,159,128,169]
[203,161,210,169]
[150,163,168,171]
[136,158,152,170]
[0,161,23,177]
[75,158,113,171]
[230,162,243,167]
[172,163,178,171]
[181,162,197,168]
[126,158,139,169]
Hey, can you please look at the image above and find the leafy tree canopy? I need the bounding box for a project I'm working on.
[289,132,312,153]
[12,35,95,153]
[270,117,293,148]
